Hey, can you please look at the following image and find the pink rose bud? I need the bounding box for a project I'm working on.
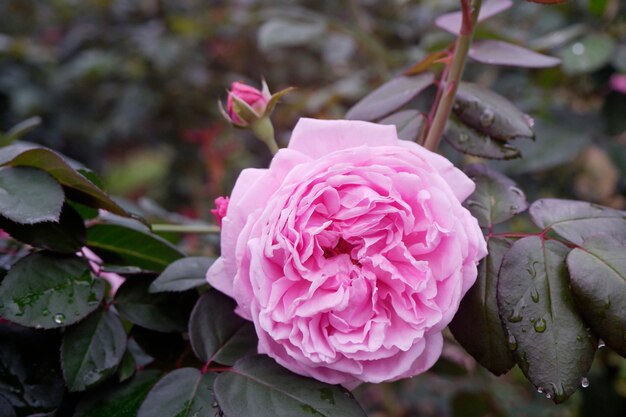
[206,118,487,386]
[224,82,270,126]
[610,74,626,94]
[211,196,230,227]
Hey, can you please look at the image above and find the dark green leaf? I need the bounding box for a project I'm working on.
[131,327,184,362]
[0,166,64,224]
[1,147,130,217]
[118,349,137,382]
[0,203,86,253]
[0,396,16,417]
[0,324,64,413]
[378,110,425,141]
[73,370,162,417]
[463,164,528,228]
[529,199,626,245]
[149,257,214,293]
[453,82,534,141]
[137,368,217,417]
[450,238,515,375]
[0,252,104,329]
[444,117,521,160]
[87,224,184,272]
[497,237,596,403]
[567,235,626,357]
[189,290,258,366]
[214,355,367,417]
[61,308,127,391]
[114,278,195,333]
[346,74,434,121]
[560,34,615,75]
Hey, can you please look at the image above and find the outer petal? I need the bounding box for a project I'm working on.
[288,118,398,159]
[205,257,233,297]
[399,140,475,202]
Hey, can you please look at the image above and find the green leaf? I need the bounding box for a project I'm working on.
[449,238,515,376]
[0,166,64,224]
[189,290,258,366]
[118,349,137,382]
[453,82,534,142]
[87,224,184,272]
[560,34,615,75]
[149,257,214,293]
[0,116,42,147]
[137,368,217,417]
[567,235,626,357]
[463,164,528,228]
[0,324,64,413]
[73,370,162,417]
[497,237,596,403]
[0,396,16,417]
[214,355,367,417]
[0,252,104,329]
[1,147,130,217]
[131,326,184,362]
[443,117,521,160]
[346,74,435,121]
[0,203,86,253]
[378,110,425,141]
[529,199,626,245]
[114,278,196,333]
[61,308,127,392]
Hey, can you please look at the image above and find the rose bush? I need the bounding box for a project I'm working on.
[207,118,487,385]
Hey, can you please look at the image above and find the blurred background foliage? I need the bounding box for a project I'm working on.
[0,0,625,416]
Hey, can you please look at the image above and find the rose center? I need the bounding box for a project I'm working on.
[323,237,360,266]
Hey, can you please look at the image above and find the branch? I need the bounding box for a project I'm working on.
[422,0,483,152]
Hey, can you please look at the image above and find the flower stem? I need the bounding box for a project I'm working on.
[423,0,482,152]
[151,224,221,234]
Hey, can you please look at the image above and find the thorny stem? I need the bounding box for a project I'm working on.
[423,0,483,152]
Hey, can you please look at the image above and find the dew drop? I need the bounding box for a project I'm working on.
[508,312,523,323]
[534,318,547,333]
[459,133,470,143]
[212,402,218,408]
[42,308,50,317]
[53,313,66,325]
[479,108,495,127]
[572,42,585,56]
[537,387,544,394]
[530,289,540,303]
[581,377,589,388]
[507,332,518,351]
[598,339,606,348]
[508,186,525,199]
[546,392,552,400]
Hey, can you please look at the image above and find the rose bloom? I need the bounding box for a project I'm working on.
[226,81,270,125]
[207,118,487,385]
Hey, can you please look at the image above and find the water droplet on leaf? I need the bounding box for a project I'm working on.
[581,377,589,388]
[530,289,540,303]
[534,318,547,333]
[459,133,469,143]
[479,108,495,127]
[598,339,606,348]
[572,42,585,56]
[507,332,518,351]
[53,313,66,325]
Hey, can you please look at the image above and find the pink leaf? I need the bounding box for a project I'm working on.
[469,40,561,68]
[436,0,513,35]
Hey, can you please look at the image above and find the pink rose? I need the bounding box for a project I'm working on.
[211,196,230,227]
[206,118,487,385]
[226,82,270,126]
